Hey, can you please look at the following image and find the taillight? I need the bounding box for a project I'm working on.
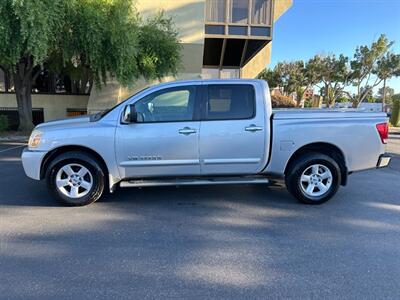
[376,122,388,144]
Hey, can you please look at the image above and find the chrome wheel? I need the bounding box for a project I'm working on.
[300,164,332,197]
[55,163,93,199]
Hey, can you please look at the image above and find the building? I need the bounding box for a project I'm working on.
[0,0,292,125]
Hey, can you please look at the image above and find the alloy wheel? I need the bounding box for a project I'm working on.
[299,164,333,197]
[55,163,93,198]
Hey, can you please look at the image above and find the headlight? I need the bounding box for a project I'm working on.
[28,130,42,148]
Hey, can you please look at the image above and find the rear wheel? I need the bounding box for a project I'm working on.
[46,152,105,206]
[285,153,341,204]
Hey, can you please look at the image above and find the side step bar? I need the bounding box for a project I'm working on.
[120,177,269,188]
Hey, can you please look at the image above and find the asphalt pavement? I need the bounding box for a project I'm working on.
[0,136,399,299]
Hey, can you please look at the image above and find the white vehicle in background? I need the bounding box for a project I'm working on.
[22,79,391,206]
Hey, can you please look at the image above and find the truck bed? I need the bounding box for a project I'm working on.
[266,109,388,175]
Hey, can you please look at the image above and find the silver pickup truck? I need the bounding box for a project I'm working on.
[22,79,391,206]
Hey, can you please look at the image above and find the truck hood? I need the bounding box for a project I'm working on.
[35,115,91,131]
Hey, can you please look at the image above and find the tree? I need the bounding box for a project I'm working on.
[276,61,303,96]
[274,61,310,106]
[393,94,400,102]
[360,86,375,103]
[307,54,351,107]
[0,0,181,131]
[375,53,400,110]
[259,61,322,107]
[0,0,65,131]
[377,86,395,103]
[345,35,398,108]
[257,68,281,90]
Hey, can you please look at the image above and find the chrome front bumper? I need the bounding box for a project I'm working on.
[377,154,391,168]
[21,147,47,180]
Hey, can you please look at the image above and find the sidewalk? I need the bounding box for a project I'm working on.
[388,127,400,156]
[0,132,29,143]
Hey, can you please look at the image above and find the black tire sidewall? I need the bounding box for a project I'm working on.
[286,153,341,204]
[46,152,105,206]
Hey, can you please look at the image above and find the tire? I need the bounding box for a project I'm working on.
[46,151,105,206]
[285,152,341,205]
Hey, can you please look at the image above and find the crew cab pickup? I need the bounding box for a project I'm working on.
[22,79,391,206]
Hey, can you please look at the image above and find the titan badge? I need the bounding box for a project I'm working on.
[128,155,162,161]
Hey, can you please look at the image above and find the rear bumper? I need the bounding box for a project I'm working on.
[377,154,391,168]
[21,147,47,180]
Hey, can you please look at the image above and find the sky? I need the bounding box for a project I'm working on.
[270,0,400,94]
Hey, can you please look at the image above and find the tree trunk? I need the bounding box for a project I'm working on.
[328,95,335,108]
[382,79,386,112]
[296,94,302,107]
[13,58,34,132]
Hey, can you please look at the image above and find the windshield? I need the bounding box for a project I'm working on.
[91,86,150,121]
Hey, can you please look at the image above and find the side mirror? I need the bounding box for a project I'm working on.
[122,104,138,124]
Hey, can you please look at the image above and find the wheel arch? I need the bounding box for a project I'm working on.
[284,142,348,186]
[40,145,109,181]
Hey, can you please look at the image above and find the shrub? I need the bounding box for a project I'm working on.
[271,94,296,108]
[390,99,400,127]
[0,115,9,132]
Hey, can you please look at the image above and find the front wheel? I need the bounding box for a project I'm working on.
[285,153,341,204]
[46,151,105,206]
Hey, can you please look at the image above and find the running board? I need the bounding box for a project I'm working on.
[120,177,269,188]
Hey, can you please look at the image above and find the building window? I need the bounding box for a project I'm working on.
[205,25,225,35]
[230,0,249,24]
[32,65,91,95]
[228,25,247,35]
[0,64,91,95]
[205,0,226,23]
[0,68,5,92]
[251,0,271,25]
[0,107,44,130]
[0,67,13,92]
[250,26,271,36]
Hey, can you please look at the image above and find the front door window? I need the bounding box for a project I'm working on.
[135,87,196,123]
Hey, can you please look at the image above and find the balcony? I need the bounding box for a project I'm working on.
[203,0,273,70]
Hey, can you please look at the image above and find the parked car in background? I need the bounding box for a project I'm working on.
[22,79,391,206]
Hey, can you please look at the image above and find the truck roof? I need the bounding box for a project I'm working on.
[149,78,266,88]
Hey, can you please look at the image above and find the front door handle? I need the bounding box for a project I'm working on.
[179,127,197,135]
[245,124,263,132]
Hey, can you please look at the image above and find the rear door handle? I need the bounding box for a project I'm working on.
[179,127,197,135]
[245,125,263,132]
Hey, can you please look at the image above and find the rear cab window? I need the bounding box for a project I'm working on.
[204,84,255,120]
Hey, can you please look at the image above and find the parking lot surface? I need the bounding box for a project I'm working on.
[0,134,399,299]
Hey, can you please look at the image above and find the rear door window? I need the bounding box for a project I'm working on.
[204,84,255,120]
